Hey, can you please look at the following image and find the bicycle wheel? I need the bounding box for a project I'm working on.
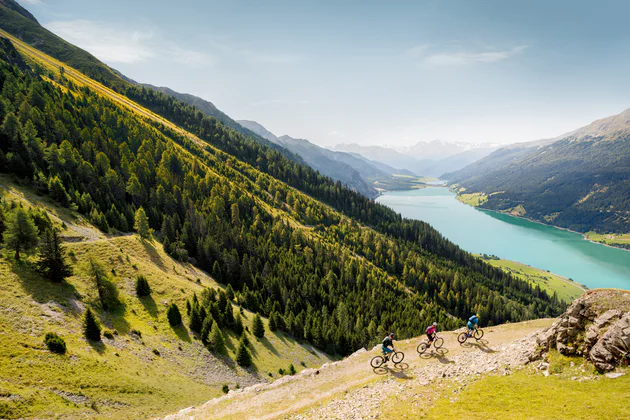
[434,337,444,349]
[457,332,468,344]
[417,342,429,354]
[392,351,404,364]
[370,356,385,369]
[474,328,484,340]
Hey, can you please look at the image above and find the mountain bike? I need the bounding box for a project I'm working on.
[370,350,404,368]
[416,334,444,354]
[457,327,484,344]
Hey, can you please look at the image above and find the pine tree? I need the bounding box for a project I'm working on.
[269,312,278,331]
[233,313,244,335]
[236,338,252,367]
[201,317,213,346]
[37,228,72,282]
[240,330,250,347]
[223,300,235,328]
[84,308,101,341]
[3,207,39,260]
[212,261,222,282]
[210,322,225,353]
[167,303,182,326]
[252,313,265,338]
[135,275,151,297]
[134,207,151,240]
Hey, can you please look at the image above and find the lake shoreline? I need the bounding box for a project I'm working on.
[474,206,630,254]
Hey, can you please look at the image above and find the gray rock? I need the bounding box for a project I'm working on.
[589,312,630,372]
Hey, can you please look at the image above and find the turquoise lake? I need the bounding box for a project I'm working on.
[376,188,630,290]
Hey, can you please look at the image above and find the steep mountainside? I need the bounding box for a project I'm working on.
[165,292,630,419]
[238,119,281,144]
[445,108,630,234]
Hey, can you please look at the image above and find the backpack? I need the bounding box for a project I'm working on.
[469,315,478,323]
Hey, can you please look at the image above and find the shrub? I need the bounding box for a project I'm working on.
[152,349,160,356]
[222,384,229,394]
[167,303,182,326]
[103,329,114,339]
[252,313,265,338]
[289,364,296,375]
[278,368,285,375]
[135,275,151,297]
[83,309,101,341]
[236,339,252,367]
[44,332,66,354]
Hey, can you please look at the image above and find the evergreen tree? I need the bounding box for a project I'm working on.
[201,316,213,346]
[268,312,278,331]
[210,321,225,353]
[252,313,265,338]
[83,308,101,341]
[37,228,72,282]
[233,313,244,335]
[239,330,250,348]
[3,207,38,260]
[135,275,151,297]
[89,259,119,311]
[236,338,252,367]
[211,261,222,282]
[134,207,151,240]
[167,303,182,326]
[44,332,67,354]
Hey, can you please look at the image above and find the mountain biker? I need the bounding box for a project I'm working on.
[426,322,437,344]
[467,314,479,337]
[382,333,396,359]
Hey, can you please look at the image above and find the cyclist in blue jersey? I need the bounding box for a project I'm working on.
[467,314,479,337]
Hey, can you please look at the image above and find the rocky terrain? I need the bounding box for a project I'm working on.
[536,289,630,371]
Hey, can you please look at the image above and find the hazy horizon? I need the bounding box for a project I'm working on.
[20,0,630,148]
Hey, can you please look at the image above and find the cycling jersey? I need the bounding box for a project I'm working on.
[426,325,436,335]
[382,336,393,348]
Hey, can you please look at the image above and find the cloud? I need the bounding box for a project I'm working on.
[407,44,528,67]
[45,20,215,67]
[328,130,344,138]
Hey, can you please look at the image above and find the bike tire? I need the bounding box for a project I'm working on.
[474,329,484,340]
[417,342,429,354]
[434,337,444,349]
[392,351,404,364]
[457,332,468,344]
[370,356,385,369]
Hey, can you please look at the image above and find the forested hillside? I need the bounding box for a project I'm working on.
[445,109,630,234]
[0,26,566,364]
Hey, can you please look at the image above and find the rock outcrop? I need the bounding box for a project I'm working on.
[536,289,630,371]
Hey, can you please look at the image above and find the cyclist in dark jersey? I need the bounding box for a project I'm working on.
[382,333,396,358]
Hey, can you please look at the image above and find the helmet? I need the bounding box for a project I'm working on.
[433,322,438,326]
[389,332,395,337]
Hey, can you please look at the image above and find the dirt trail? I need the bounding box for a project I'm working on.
[162,318,553,420]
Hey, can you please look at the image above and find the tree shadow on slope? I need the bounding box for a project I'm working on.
[88,339,106,355]
[140,240,165,271]
[11,259,80,316]
[139,295,158,319]
[172,324,191,342]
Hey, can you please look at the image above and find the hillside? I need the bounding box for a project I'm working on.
[0,178,335,419]
[164,291,630,419]
[444,108,630,236]
[238,120,431,197]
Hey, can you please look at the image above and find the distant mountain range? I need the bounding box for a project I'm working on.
[239,120,419,197]
[445,108,630,234]
[333,141,499,177]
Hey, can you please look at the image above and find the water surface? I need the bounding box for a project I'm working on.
[377,188,630,290]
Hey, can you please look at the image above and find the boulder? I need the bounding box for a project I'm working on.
[589,313,630,372]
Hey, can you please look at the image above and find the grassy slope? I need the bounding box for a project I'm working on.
[585,232,630,248]
[0,181,334,419]
[427,353,630,420]
[480,257,586,303]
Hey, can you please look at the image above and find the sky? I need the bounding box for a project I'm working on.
[17,0,630,147]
